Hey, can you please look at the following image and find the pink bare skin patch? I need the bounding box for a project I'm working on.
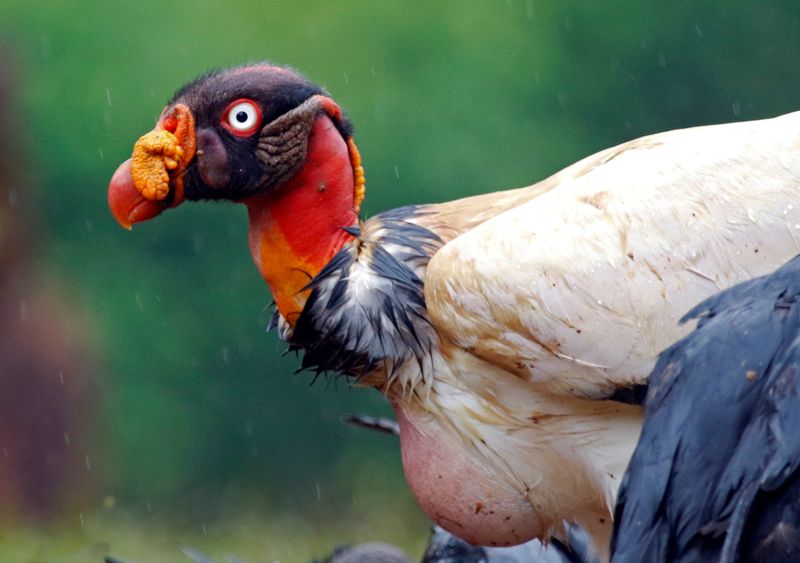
[392,402,543,547]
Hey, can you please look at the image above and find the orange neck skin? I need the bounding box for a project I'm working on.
[244,114,358,325]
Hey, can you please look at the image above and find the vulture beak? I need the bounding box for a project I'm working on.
[108,103,196,229]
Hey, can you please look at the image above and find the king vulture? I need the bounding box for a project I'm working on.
[107,63,800,559]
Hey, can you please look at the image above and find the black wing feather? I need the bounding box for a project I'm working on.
[612,254,800,562]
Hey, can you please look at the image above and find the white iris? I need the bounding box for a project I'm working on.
[227,102,258,132]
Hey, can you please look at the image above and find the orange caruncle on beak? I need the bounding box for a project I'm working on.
[131,129,184,200]
[108,104,196,229]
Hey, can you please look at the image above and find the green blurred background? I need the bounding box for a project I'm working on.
[0,1,798,561]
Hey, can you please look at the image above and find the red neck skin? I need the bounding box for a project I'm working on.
[243,114,358,325]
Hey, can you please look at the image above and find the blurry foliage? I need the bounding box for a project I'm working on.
[0,0,798,558]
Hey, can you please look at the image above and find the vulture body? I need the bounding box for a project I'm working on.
[612,255,800,562]
[108,63,800,558]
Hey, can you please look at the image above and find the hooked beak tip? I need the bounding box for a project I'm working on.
[108,158,168,229]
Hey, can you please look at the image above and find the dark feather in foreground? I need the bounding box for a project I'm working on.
[612,254,800,562]
[315,543,410,563]
[421,525,598,563]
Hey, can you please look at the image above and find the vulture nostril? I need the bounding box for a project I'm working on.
[162,113,178,133]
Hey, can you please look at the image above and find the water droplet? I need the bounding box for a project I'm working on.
[41,34,51,59]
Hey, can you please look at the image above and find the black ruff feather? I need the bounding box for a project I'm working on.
[280,206,442,381]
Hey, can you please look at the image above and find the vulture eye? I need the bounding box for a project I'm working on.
[222,99,262,137]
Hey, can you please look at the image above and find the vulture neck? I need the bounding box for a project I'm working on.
[244,115,359,325]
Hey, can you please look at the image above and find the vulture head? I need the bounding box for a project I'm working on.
[109,63,365,322]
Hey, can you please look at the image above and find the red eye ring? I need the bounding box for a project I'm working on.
[221,98,263,137]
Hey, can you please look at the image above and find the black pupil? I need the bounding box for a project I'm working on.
[235,110,249,123]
